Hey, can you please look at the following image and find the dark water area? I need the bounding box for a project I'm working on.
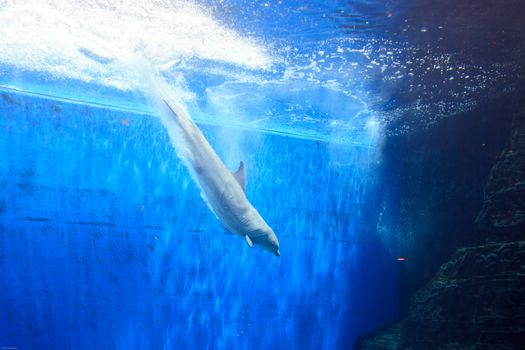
[376,95,519,315]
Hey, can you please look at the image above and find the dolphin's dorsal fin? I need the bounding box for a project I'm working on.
[232,161,246,192]
[245,235,253,247]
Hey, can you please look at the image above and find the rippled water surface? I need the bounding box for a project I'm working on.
[1,0,523,143]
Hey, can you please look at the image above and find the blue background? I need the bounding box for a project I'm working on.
[0,89,399,349]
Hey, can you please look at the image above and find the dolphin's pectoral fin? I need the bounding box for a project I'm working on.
[232,161,246,192]
[245,235,254,247]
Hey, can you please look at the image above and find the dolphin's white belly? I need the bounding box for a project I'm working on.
[177,120,255,235]
[195,167,254,235]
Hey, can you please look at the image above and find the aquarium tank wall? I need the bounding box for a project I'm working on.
[0,1,524,349]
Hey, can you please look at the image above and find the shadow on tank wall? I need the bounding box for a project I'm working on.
[355,91,525,349]
[384,96,515,314]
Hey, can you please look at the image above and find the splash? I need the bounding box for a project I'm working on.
[0,0,515,145]
[0,0,272,90]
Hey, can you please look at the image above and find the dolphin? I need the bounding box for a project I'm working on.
[158,93,280,257]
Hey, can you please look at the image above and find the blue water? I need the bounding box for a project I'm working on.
[0,89,398,349]
[2,0,521,348]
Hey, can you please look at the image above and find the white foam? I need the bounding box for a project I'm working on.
[0,0,272,90]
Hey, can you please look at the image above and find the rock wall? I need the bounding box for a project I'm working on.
[476,112,525,241]
[403,241,525,349]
